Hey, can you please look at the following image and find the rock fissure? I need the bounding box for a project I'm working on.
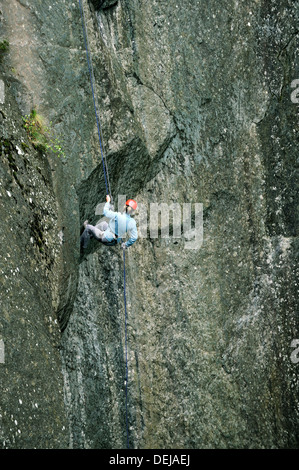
[0,0,298,450]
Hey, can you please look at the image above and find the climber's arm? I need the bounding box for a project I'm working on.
[103,195,117,219]
[124,220,138,248]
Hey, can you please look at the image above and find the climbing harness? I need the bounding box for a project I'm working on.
[78,0,130,448]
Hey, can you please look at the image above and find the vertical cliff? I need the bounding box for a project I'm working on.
[0,0,298,449]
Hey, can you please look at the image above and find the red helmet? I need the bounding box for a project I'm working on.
[126,199,137,210]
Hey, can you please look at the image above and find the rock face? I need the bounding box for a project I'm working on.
[0,0,298,449]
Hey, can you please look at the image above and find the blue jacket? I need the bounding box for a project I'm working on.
[103,202,138,248]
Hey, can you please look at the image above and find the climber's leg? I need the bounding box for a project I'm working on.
[96,221,108,232]
[95,221,113,244]
[96,220,117,245]
[80,224,104,249]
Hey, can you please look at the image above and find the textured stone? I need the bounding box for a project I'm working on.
[90,0,118,10]
[0,71,68,449]
[0,0,298,449]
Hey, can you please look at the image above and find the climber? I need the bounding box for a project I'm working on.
[80,195,138,251]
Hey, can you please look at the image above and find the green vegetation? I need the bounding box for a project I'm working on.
[0,39,9,62]
[22,109,66,158]
[0,39,9,52]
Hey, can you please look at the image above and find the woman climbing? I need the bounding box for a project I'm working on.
[80,195,138,251]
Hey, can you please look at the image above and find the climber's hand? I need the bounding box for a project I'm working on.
[106,195,111,203]
[121,242,127,250]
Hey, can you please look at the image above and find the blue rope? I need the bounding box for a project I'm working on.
[123,247,129,449]
[78,0,109,195]
[79,0,130,448]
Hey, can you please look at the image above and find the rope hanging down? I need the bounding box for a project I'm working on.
[78,0,112,199]
[78,0,130,449]
[123,248,130,449]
